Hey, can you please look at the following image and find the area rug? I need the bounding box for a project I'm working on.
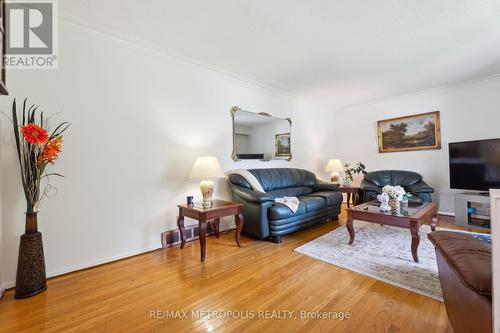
[295,221,448,300]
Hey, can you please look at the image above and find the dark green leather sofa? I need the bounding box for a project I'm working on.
[360,170,435,203]
[228,168,342,243]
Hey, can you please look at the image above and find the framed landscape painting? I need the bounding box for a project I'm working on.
[275,132,291,157]
[377,111,441,153]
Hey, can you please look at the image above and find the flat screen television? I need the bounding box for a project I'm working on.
[449,138,500,191]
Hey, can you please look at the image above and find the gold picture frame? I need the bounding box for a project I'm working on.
[275,132,291,158]
[377,111,441,153]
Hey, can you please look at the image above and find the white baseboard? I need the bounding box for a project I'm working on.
[2,244,161,291]
[0,284,5,299]
[2,281,14,290]
[438,211,455,217]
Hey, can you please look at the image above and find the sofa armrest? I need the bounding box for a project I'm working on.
[230,185,274,239]
[406,181,434,194]
[313,180,340,192]
[231,186,274,203]
[360,179,380,193]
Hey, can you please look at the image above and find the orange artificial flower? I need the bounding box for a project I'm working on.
[39,136,63,165]
[21,123,48,145]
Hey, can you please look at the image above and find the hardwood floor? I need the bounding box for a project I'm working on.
[0,205,480,332]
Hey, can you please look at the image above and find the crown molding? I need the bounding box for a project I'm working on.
[57,10,500,113]
[334,73,500,111]
[57,10,305,103]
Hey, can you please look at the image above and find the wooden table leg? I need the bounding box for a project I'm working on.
[346,211,355,245]
[431,215,438,232]
[214,218,220,238]
[353,191,360,206]
[410,220,420,262]
[346,193,351,208]
[234,213,244,247]
[199,220,207,262]
[177,215,186,249]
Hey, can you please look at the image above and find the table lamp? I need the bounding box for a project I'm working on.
[189,156,226,208]
[326,159,343,183]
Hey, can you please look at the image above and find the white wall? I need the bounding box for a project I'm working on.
[235,134,250,154]
[332,76,500,214]
[0,20,334,288]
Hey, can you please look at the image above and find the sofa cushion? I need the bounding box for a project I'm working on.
[268,201,307,220]
[365,170,422,187]
[364,170,392,187]
[268,195,327,220]
[299,195,327,213]
[428,231,491,297]
[308,191,343,206]
[391,171,422,186]
[267,186,313,198]
[248,168,316,191]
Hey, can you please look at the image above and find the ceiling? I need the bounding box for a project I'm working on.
[61,0,500,109]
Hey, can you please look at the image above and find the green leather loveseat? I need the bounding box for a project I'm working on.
[360,170,435,203]
[228,168,342,243]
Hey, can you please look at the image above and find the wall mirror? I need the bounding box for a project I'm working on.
[231,106,292,161]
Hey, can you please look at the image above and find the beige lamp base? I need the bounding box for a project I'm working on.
[330,171,340,183]
[200,180,214,208]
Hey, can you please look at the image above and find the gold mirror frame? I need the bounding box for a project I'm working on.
[231,106,292,162]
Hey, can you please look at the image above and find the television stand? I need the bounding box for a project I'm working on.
[454,192,491,230]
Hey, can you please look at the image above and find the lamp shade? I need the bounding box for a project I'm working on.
[325,159,343,172]
[189,156,226,180]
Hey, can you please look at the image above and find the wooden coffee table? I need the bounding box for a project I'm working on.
[346,201,439,262]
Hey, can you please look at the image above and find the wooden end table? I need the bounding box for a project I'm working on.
[177,200,244,262]
[339,186,362,208]
[346,201,439,262]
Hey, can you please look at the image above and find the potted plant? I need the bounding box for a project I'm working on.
[12,99,69,299]
[342,162,367,186]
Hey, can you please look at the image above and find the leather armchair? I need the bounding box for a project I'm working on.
[360,170,434,203]
[228,168,342,242]
[428,231,492,333]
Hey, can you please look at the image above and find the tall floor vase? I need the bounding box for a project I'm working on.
[15,213,47,299]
